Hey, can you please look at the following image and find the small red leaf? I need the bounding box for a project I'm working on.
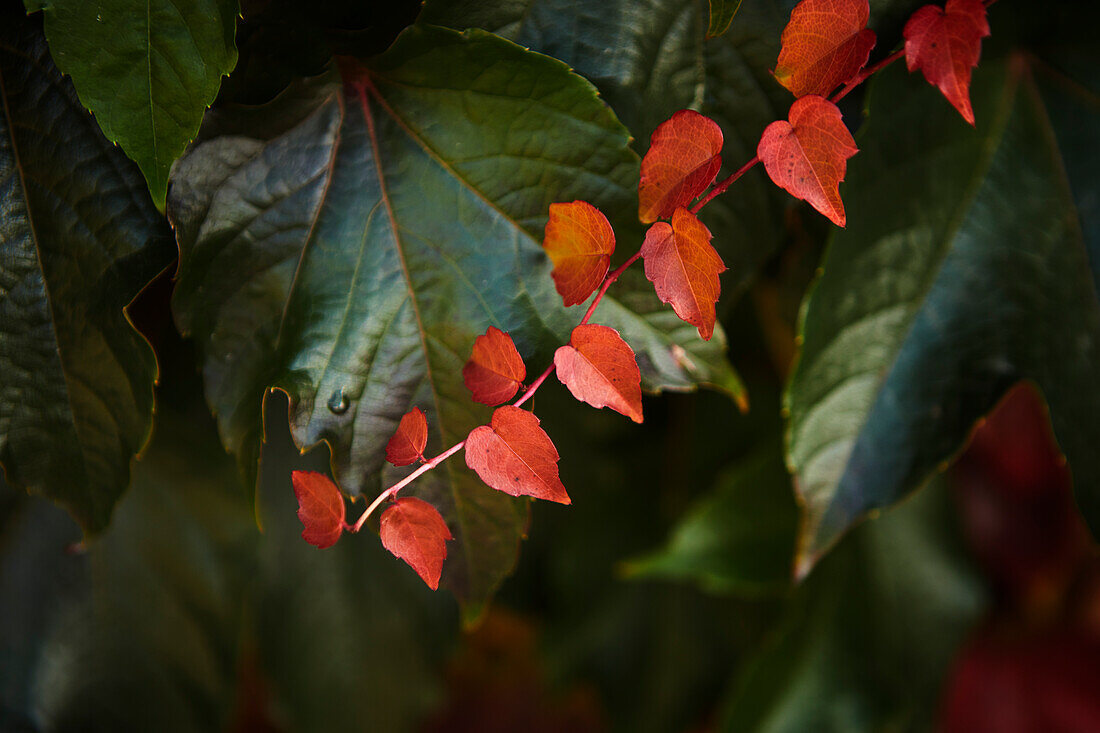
[638,110,723,223]
[463,327,527,406]
[292,470,345,549]
[774,0,876,98]
[555,324,644,423]
[465,406,570,504]
[757,95,858,227]
[385,407,428,466]
[542,201,616,306]
[904,0,990,125]
[379,497,453,590]
[640,208,726,341]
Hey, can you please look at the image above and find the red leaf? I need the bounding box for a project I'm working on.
[463,327,527,406]
[554,324,644,423]
[465,406,570,504]
[638,110,723,223]
[774,0,876,98]
[542,201,616,306]
[640,208,726,341]
[904,0,990,125]
[385,407,428,466]
[291,470,345,549]
[379,497,453,590]
[757,95,858,227]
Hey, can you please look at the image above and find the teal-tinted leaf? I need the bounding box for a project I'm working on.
[0,9,175,534]
[707,0,743,38]
[31,0,239,209]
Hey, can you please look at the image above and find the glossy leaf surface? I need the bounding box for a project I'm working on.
[542,200,616,307]
[380,497,453,590]
[554,324,644,423]
[292,470,345,549]
[638,110,723,223]
[904,0,990,124]
[386,407,429,466]
[462,327,527,407]
[773,0,876,98]
[465,406,570,504]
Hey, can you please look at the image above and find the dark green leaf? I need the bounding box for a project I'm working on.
[707,0,743,38]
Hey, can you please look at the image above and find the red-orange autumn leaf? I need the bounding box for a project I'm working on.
[904,0,990,125]
[291,470,345,549]
[385,407,428,466]
[465,406,570,504]
[640,208,726,341]
[542,201,616,306]
[774,0,876,98]
[757,95,858,227]
[638,110,723,224]
[379,497,453,591]
[463,326,527,406]
[554,324,643,423]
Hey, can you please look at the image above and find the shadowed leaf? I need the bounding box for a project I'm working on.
[904,0,990,124]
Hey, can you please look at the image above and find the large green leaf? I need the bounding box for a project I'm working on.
[169,25,741,611]
[27,0,239,209]
[785,17,1100,572]
[0,8,175,534]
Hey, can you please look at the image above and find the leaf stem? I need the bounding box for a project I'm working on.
[349,439,467,532]
[830,48,905,104]
[580,250,643,325]
[690,156,760,213]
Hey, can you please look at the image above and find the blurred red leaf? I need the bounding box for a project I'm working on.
[638,110,723,223]
[904,0,990,125]
[774,0,876,98]
[385,406,428,466]
[463,327,527,406]
[379,497,453,590]
[640,207,725,341]
[554,324,643,423]
[542,201,616,306]
[291,470,345,549]
[757,95,858,226]
[465,406,570,504]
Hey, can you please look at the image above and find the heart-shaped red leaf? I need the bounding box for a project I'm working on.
[462,326,527,406]
[757,95,858,227]
[640,208,726,341]
[465,406,570,504]
[292,470,346,549]
[385,406,428,466]
[774,0,876,98]
[379,497,453,590]
[638,110,723,224]
[542,201,616,306]
[555,324,644,423]
[904,0,990,125]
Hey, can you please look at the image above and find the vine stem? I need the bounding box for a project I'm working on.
[348,440,466,532]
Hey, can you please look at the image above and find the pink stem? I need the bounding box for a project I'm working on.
[349,440,467,532]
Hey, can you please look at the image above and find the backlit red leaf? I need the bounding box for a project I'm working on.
[904,0,990,125]
[465,406,570,504]
[774,0,876,98]
[379,497,453,590]
[291,470,345,549]
[640,208,726,341]
[638,110,723,224]
[463,327,527,406]
[542,201,616,306]
[554,324,644,423]
[757,95,858,227]
[385,407,428,466]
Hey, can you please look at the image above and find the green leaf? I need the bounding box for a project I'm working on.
[0,9,175,534]
[785,40,1100,572]
[707,0,743,39]
[31,0,239,209]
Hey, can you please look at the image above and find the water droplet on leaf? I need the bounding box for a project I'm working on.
[328,389,349,414]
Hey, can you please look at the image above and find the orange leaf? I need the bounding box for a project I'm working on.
[462,326,527,406]
[638,110,723,224]
[640,208,726,341]
[379,497,453,590]
[385,407,428,466]
[291,470,345,549]
[774,0,876,98]
[554,324,644,423]
[542,201,616,306]
[904,0,990,125]
[757,95,858,227]
[465,406,570,504]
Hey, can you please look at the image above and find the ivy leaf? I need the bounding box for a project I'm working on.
[638,110,723,224]
[774,0,876,98]
[707,0,744,39]
[904,0,990,125]
[758,95,858,227]
[291,470,345,549]
[0,9,174,534]
[465,406,570,504]
[462,327,527,407]
[542,200,615,307]
[554,324,644,423]
[385,407,428,467]
[641,207,726,341]
[379,497,454,590]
